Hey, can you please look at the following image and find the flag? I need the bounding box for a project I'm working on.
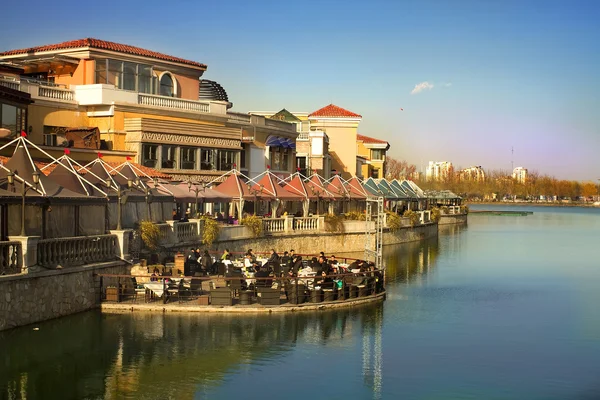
[64,148,70,155]
[267,165,270,169]
[97,152,103,158]
[20,130,27,137]
[126,156,132,161]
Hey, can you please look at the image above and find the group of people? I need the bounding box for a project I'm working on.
[185,247,215,276]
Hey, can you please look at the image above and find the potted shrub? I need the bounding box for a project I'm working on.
[241,214,263,237]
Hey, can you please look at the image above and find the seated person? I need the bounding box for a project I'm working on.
[280,251,290,267]
[254,266,272,288]
[291,255,303,274]
[267,249,280,263]
[200,250,213,275]
[329,255,338,265]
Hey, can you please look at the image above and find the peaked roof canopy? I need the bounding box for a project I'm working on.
[308,104,362,119]
[213,172,253,200]
[251,171,304,201]
[0,38,207,69]
[344,177,368,200]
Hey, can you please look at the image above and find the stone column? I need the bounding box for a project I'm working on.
[165,220,177,244]
[284,216,294,233]
[110,229,132,259]
[317,216,325,231]
[8,236,40,274]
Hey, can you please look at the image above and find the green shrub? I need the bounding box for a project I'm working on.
[241,214,263,237]
[430,207,441,222]
[387,212,402,231]
[324,214,345,233]
[403,210,420,227]
[344,211,366,221]
[200,216,220,246]
[460,205,469,214]
[139,220,160,251]
[441,206,449,215]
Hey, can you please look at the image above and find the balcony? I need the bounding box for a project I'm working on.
[0,77,75,103]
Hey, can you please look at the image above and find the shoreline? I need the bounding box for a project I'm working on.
[466,201,599,208]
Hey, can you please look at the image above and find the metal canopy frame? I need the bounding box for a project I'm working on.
[365,196,384,270]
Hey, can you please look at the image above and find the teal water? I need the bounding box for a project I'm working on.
[2,205,600,399]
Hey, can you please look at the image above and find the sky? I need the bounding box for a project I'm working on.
[1,0,599,181]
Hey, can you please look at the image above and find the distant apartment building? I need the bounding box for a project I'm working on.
[426,161,454,182]
[512,167,528,183]
[458,165,486,182]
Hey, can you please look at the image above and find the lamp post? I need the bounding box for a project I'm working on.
[247,183,264,215]
[105,177,133,230]
[7,170,40,237]
[188,180,206,217]
[134,177,158,220]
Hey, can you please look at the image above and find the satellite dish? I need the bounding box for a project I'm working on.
[0,128,12,138]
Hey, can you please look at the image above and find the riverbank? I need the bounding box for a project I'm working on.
[466,201,599,208]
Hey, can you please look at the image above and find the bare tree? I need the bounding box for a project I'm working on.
[386,157,417,180]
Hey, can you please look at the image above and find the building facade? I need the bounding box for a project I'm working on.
[458,165,486,182]
[425,161,454,182]
[512,167,528,183]
[0,38,284,182]
[356,134,390,179]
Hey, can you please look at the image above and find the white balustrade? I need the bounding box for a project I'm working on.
[293,217,319,231]
[0,78,20,91]
[175,222,199,242]
[138,93,210,113]
[37,235,117,268]
[38,86,74,101]
[262,218,286,233]
[156,223,172,244]
[0,241,22,275]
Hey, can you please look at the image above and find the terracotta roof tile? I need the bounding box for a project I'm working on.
[357,134,388,145]
[308,104,362,118]
[0,38,207,69]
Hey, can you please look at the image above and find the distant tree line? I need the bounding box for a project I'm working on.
[386,157,599,200]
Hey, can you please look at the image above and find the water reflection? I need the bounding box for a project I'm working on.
[0,302,385,399]
[384,236,441,284]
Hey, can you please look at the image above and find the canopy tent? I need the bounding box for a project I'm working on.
[162,182,232,203]
[43,154,107,198]
[406,180,426,198]
[211,170,254,217]
[0,136,107,237]
[304,174,335,200]
[389,179,411,199]
[282,172,311,216]
[362,177,385,198]
[343,177,368,200]
[325,175,350,200]
[249,170,305,217]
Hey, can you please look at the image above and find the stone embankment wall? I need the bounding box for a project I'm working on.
[212,223,438,254]
[0,261,129,331]
[438,214,468,225]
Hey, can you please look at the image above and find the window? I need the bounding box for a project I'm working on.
[200,148,214,170]
[107,59,122,87]
[1,104,18,137]
[269,147,289,171]
[296,156,308,176]
[122,62,136,91]
[142,144,158,168]
[161,145,176,168]
[180,147,196,170]
[371,168,380,179]
[217,150,236,171]
[95,59,107,84]
[138,65,154,94]
[371,149,384,160]
[160,73,174,97]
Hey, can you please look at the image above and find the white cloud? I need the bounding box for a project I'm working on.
[411,81,434,95]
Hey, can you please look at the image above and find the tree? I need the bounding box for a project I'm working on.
[581,182,598,199]
[386,157,417,180]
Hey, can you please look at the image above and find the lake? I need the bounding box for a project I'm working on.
[2,205,600,399]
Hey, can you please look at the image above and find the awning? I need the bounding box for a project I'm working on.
[265,135,296,149]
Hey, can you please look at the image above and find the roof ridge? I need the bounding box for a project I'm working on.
[308,104,362,118]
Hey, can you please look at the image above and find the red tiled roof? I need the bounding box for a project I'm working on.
[308,104,362,118]
[0,38,207,69]
[357,134,388,145]
[0,155,170,179]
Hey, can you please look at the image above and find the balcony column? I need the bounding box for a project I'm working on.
[110,229,132,259]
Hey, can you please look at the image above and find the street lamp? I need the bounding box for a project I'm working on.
[105,177,133,230]
[247,183,264,215]
[140,178,159,220]
[188,180,206,217]
[7,170,40,236]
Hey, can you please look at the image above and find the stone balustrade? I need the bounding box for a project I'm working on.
[262,218,286,233]
[174,222,199,242]
[37,235,118,268]
[38,86,74,101]
[156,223,173,244]
[293,217,319,231]
[0,241,22,275]
[138,93,210,113]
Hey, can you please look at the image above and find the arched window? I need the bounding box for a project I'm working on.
[159,73,175,97]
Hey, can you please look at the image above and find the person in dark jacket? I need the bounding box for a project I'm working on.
[200,250,212,275]
[186,248,198,276]
[267,248,280,263]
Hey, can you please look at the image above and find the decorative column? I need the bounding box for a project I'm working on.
[8,235,40,273]
[110,229,132,260]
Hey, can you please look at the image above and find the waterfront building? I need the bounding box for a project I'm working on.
[0,38,298,182]
[425,161,454,182]
[457,165,486,182]
[356,134,390,179]
[512,166,528,183]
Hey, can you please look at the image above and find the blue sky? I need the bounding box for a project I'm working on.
[1,0,599,180]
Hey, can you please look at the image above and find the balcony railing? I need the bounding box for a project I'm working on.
[138,93,210,113]
[296,132,310,141]
[37,235,118,268]
[227,112,252,124]
[174,222,199,242]
[262,218,286,234]
[38,86,74,101]
[0,78,19,91]
[293,217,319,231]
[0,241,22,275]
[0,77,75,103]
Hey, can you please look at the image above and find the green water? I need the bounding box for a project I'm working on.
[2,205,600,399]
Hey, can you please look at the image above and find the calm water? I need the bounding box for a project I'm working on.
[2,205,600,399]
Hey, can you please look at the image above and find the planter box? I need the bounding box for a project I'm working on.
[191,295,210,305]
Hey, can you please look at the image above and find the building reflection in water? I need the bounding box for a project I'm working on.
[383,236,441,285]
[0,302,386,399]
